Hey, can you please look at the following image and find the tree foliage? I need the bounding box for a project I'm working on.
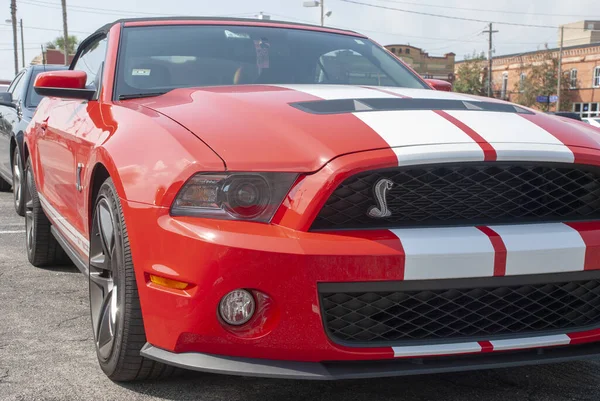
[454,52,486,96]
[45,35,78,54]
[513,48,572,112]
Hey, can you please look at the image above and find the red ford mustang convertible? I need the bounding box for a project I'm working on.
[26,17,600,381]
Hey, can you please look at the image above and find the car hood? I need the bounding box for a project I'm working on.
[129,85,600,172]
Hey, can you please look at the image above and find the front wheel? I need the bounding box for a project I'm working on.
[89,178,176,381]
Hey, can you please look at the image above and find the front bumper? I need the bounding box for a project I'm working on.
[141,341,600,380]
[120,147,600,374]
[122,198,600,365]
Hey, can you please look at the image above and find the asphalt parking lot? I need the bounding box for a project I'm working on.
[3,190,600,400]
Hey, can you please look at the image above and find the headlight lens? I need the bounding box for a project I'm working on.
[171,172,298,222]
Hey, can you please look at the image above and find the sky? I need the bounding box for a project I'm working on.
[1,0,600,80]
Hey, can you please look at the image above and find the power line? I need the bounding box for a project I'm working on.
[338,0,568,29]
[368,0,600,18]
[0,23,90,34]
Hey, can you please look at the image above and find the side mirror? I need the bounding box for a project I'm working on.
[425,79,453,92]
[0,92,14,108]
[34,70,96,100]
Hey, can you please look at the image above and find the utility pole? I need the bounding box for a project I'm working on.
[483,23,499,98]
[320,0,325,26]
[19,19,24,68]
[61,0,69,65]
[10,0,18,75]
[556,25,564,112]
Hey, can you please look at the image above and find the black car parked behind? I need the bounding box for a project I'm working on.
[0,64,67,216]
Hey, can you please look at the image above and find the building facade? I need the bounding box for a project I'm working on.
[481,44,600,118]
[385,44,455,82]
[455,20,600,118]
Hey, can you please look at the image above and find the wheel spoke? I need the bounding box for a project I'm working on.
[89,196,120,362]
[94,283,117,360]
[97,202,114,255]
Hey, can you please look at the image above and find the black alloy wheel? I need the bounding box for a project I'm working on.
[89,178,176,381]
[89,195,120,362]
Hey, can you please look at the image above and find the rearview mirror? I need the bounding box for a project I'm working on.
[0,92,14,108]
[425,79,453,92]
[34,70,96,100]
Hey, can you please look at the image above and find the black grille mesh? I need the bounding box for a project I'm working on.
[312,163,600,230]
[321,280,600,344]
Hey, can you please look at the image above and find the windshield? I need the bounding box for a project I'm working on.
[115,25,428,98]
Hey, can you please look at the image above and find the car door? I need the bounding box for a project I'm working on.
[0,71,25,181]
[36,36,108,249]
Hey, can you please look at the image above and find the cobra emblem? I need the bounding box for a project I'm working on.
[367,179,394,218]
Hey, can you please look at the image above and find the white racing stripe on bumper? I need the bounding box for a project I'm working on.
[390,227,495,280]
[38,193,89,255]
[490,334,571,351]
[488,223,585,275]
[393,342,482,357]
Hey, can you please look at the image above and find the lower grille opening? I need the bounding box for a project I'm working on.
[320,275,600,346]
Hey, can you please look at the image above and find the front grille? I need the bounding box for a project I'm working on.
[320,278,600,345]
[311,163,600,230]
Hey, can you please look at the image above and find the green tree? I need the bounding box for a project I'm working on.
[45,35,78,54]
[513,48,572,112]
[454,52,486,96]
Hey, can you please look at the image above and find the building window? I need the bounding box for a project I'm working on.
[501,73,509,99]
[519,73,526,92]
[573,102,600,118]
[570,69,578,89]
[391,48,396,54]
[406,48,410,54]
[594,67,600,88]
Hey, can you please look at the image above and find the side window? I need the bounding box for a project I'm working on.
[74,36,108,90]
[7,72,24,95]
[10,72,28,102]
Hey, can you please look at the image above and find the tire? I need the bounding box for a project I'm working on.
[12,146,25,216]
[24,157,69,267]
[89,178,176,381]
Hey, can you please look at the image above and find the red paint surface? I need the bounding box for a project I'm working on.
[34,70,87,89]
[477,226,508,276]
[565,222,600,271]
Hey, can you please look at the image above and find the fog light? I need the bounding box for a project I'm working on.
[219,289,255,326]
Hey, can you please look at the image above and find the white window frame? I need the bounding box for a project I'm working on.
[501,73,509,99]
[594,67,600,88]
[519,72,526,92]
[570,69,578,89]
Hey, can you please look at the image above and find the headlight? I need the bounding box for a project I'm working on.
[171,172,298,222]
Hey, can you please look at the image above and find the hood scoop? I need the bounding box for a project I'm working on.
[291,98,533,115]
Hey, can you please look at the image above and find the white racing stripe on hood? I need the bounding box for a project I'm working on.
[369,86,478,101]
[353,109,482,147]
[274,84,398,99]
[445,110,575,162]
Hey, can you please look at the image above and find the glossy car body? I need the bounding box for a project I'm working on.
[25,18,600,380]
[0,64,67,212]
